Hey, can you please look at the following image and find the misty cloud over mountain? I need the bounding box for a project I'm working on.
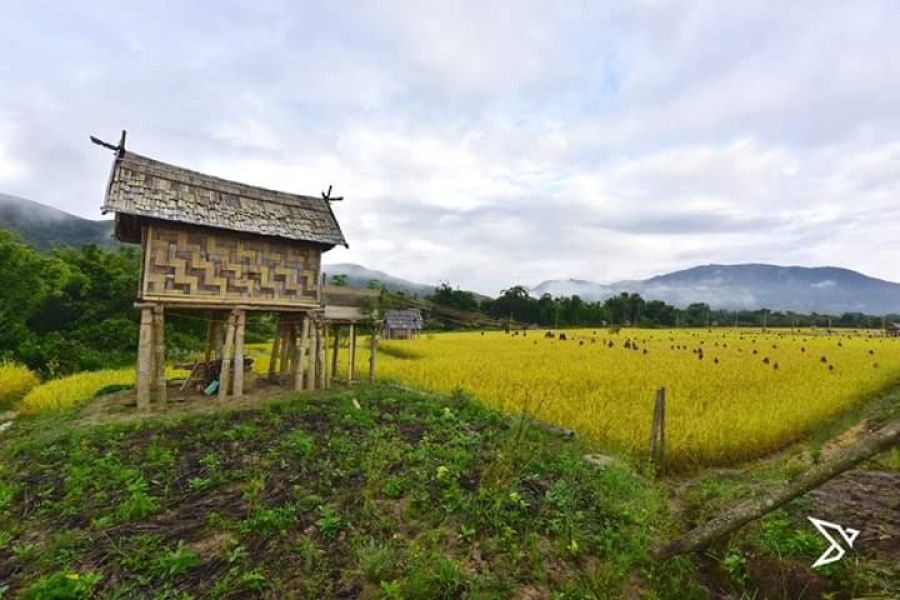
[532,264,900,315]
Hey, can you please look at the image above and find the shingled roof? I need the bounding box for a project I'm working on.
[384,309,424,330]
[102,151,347,247]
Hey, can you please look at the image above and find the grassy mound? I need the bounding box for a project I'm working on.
[0,385,699,598]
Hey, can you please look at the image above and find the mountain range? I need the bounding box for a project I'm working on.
[2,194,899,314]
[532,264,900,315]
[321,263,435,297]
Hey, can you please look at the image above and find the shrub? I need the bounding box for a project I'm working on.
[0,363,40,409]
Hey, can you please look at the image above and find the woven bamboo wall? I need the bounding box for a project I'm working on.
[141,222,320,306]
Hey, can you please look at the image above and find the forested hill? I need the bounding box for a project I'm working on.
[0,193,115,249]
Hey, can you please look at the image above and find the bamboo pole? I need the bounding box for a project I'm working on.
[348,324,356,382]
[295,316,310,391]
[279,321,291,378]
[204,314,216,364]
[268,315,282,382]
[218,311,236,401]
[331,325,340,382]
[318,321,327,389]
[215,316,225,360]
[152,305,167,406]
[233,310,246,398]
[287,322,297,376]
[307,320,318,391]
[136,306,154,410]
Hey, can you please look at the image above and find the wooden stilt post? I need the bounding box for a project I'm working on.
[287,322,297,376]
[204,313,216,364]
[307,320,318,391]
[152,305,167,407]
[215,316,225,360]
[318,321,327,390]
[331,325,340,382]
[279,321,291,378]
[233,309,246,398]
[218,311,236,401]
[295,316,310,391]
[348,324,356,382]
[136,306,154,410]
[269,315,282,382]
[368,323,379,383]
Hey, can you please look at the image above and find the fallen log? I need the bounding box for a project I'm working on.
[657,417,900,559]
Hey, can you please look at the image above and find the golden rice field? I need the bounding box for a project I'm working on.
[0,363,40,408]
[357,328,900,469]
[19,367,191,414]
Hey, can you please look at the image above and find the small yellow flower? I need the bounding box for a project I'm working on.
[436,465,449,479]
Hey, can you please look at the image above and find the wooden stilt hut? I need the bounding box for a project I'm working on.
[320,284,381,384]
[93,132,347,410]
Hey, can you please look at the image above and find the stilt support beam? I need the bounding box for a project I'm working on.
[136,306,154,410]
[233,309,246,398]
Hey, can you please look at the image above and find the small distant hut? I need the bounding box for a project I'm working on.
[383,309,424,340]
[887,323,900,338]
[320,284,380,382]
[94,131,348,410]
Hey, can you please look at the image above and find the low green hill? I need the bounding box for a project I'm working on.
[0,194,115,249]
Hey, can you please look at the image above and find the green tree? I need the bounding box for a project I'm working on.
[428,282,479,312]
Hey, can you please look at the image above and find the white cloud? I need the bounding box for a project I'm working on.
[0,116,27,183]
[1,0,899,295]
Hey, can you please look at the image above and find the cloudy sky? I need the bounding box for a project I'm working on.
[1,1,898,295]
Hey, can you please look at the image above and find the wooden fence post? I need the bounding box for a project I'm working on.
[658,417,900,559]
[649,387,666,474]
[368,324,379,382]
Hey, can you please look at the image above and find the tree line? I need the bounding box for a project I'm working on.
[1,232,895,378]
[426,282,898,330]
